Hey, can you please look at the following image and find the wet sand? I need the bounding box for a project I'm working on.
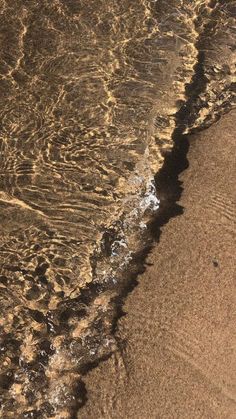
[0,2,235,416]
[80,110,236,418]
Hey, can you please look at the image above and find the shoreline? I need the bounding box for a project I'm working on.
[79,110,236,418]
[0,2,235,416]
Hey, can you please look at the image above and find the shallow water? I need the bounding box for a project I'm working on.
[0,0,235,417]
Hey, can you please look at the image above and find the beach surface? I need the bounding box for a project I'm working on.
[0,2,235,416]
[80,110,236,418]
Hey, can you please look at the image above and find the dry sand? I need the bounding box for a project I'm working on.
[79,110,236,418]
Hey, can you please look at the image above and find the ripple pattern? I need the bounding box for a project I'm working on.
[0,0,235,417]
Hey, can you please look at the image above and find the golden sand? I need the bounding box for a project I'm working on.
[80,111,236,418]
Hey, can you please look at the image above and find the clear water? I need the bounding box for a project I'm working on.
[0,0,235,417]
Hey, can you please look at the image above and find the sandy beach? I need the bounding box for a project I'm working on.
[79,110,236,418]
[0,2,235,416]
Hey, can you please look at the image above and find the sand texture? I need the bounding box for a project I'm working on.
[0,1,235,416]
[80,110,236,418]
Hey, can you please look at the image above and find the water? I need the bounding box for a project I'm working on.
[0,0,235,417]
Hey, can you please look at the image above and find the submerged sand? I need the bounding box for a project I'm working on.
[80,111,236,418]
[1,1,236,415]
